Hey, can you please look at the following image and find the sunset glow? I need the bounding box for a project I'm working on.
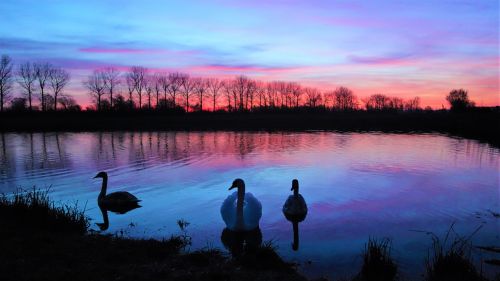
[1,0,498,108]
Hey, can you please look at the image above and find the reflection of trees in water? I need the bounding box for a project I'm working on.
[0,133,15,181]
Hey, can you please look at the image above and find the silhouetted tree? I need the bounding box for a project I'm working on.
[180,74,195,112]
[364,94,390,111]
[207,78,223,111]
[304,87,322,107]
[168,72,185,108]
[0,55,14,112]
[49,67,70,110]
[58,96,78,111]
[152,73,162,109]
[289,82,302,108]
[255,81,267,108]
[34,62,51,111]
[129,66,147,109]
[84,70,106,111]
[145,75,154,109]
[404,97,421,111]
[193,77,208,111]
[333,86,357,110]
[17,62,37,111]
[10,97,27,112]
[222,79,234,111]
[102,67,120,109]
[446,89,474,112]
[158,73,170,108]
[125,72,135,109]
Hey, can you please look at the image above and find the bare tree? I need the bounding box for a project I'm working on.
[179,74,195,112]
[304,87,322,107]
[207,78,223,112]
[34,62,51,111]
[144,75,154,109]
[0,55,14,112]
[254,81,266,108]
[222,79,234,111]
[168,72,185,108]
[193,78,208,111]
[102,67,120,109]
[84,70,106,111]
[129,66,147,109]
[404,97,421,111]
[333,86,357,111]
[289,82,302,108]
[125,72,135,109]
[49,67,70,110]
[158,74,170,107]
[152,73,162,108]
[17,62,37,111]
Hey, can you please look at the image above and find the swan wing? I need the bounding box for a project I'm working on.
[242,192,262,230]
[220,192,238,229]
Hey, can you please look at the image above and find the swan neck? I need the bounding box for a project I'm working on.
[236,185,245,229]
[293,187,299,196]
[99,176,108,197]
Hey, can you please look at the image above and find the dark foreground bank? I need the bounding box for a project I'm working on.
[0,189,305,281]
[1,189,498,281]
[1,109,498,146]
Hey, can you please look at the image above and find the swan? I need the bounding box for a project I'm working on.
[94,171,141,209]
[282,179,308,222]
[220,178,262,231]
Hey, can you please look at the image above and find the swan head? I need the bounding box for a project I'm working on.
[291,179,299,191]
[229,178,245,190]
[93,171,108,179]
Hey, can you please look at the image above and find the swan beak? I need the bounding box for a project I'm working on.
[93,175,99,179]
[291,186,294,191]
[228,185,236,190]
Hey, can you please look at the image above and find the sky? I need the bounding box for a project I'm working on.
[0,0,498,108]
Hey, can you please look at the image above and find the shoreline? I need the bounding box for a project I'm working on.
[1,110,498,146]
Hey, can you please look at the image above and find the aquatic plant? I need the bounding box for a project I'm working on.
[424,223,487,281]
[354,237,398,281]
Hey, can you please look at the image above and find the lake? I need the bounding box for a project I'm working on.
[0,131,498,279]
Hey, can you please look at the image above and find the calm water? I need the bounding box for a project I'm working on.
[1,132,498,279]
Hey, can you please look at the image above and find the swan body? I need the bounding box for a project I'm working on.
[283,179,308,222]
[220,179,262,231]
[94,171,141,209]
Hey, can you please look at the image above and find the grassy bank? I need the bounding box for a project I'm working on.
[0,189,305,281]
[0,109,498,146]
[0,189,497,281]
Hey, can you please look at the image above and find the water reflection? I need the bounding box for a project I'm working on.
[283,179,308,251]
[221,227,263,257]
[96,202,141,231]
[0,132,498,278]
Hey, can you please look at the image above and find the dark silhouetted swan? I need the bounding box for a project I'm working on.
[282,179,307,221]
[220,178,262,231]
[283,179,308,251]
[94,171,141,209]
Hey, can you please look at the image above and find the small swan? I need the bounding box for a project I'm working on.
[283,179,308,251]
[94,171,141,209]
[220,178,262,231]
[282,179,308,221]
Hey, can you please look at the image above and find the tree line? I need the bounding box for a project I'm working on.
[0,54,476,113]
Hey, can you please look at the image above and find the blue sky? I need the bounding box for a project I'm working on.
[0,0,498,107]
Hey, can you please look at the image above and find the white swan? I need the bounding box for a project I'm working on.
[94,171,141,209]
[282,179,308,222]
[220,178,262,231]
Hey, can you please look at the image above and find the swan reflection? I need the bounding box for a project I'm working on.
[283,179,308,251]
